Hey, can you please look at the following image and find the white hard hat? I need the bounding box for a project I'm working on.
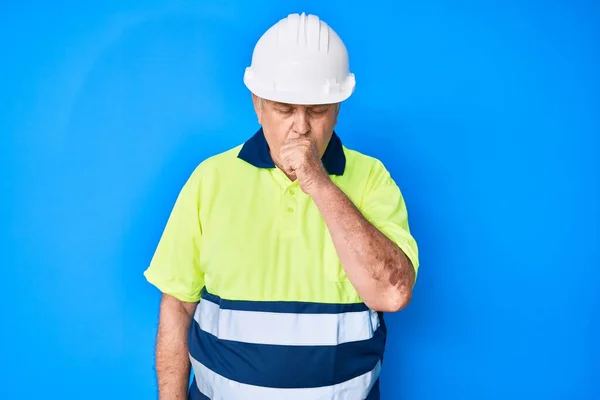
[243,12,355,105]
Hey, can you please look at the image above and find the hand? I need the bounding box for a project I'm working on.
[280,135,330,194]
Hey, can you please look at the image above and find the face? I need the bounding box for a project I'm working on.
[252,94,340,169]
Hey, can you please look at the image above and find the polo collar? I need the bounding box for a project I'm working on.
[237,128,346,175]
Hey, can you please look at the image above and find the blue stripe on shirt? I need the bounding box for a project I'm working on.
[200,287,370,314]
[188,317,386,389]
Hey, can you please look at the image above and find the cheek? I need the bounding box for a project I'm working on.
[312,113,337,130]
[264,113,293,131]
[265,119,295,145]
[310,116,336,134]
[262,120,291,155]
[309,118,337,153]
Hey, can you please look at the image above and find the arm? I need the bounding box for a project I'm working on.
[143,165,206,397]
[310,181,415,312]
[155,294,198,399]
[280,135,418,312]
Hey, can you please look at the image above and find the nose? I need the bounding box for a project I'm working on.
[292,110,310,135]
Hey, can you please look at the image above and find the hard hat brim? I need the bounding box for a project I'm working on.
[243,72,355,105]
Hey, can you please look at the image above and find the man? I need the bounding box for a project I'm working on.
[144,12,419,400]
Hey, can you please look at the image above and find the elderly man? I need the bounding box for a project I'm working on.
[144,12,419,400]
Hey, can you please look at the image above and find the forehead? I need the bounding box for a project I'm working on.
[265,99,335,108]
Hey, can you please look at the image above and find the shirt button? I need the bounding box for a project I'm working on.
[287,206,294,213]
[289,189,295,195]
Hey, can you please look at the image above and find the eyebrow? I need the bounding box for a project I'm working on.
[270,101,294,108]
[271,102,331,109]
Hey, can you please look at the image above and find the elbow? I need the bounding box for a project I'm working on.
[363,255,416,312]
[387,287,413,312]
[369,286,413,313]
[370,259,415,312]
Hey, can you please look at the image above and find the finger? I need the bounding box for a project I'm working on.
[283,137,311,149]
[280,153,296,169]
[280,141,306,154]
[282,160,296,174]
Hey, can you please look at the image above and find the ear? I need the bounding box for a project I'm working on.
[251,93,263,124]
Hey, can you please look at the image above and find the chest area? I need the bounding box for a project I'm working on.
[198,185,359,302]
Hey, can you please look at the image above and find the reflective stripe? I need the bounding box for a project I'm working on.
[188,315,386,389]
[188,376,210,400]
[194,297,380,346]
[191,357,381,400]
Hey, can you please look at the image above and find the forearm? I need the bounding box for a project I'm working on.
[311,180,415,312]
[156,294,197,399]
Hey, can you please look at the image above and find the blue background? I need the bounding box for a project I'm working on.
[2,1,598,399]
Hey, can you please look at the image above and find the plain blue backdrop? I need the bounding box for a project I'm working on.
[1,1,598,399]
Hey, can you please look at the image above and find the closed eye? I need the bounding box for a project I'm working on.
[309,108,329,115]
[275,107,294,115]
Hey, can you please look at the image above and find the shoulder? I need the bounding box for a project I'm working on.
[342,145,393,188]
[186,143,246,182]
[197,143,245,172]
[343,146,387,170]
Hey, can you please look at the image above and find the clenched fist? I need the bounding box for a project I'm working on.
[279,135,330,195]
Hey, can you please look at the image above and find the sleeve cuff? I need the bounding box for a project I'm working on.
[143,269,202,303]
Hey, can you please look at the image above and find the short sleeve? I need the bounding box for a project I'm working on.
[143,167,205,302]
[360,160,420,278]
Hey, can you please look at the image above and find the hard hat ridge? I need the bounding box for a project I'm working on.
[276,12,328,53]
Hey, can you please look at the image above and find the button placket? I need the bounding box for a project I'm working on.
[280,182,299,235]
[284,184,297,213]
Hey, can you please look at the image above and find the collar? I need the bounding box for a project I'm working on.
[237,128,346,175]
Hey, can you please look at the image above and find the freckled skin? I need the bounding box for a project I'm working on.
[251,93,415,312]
